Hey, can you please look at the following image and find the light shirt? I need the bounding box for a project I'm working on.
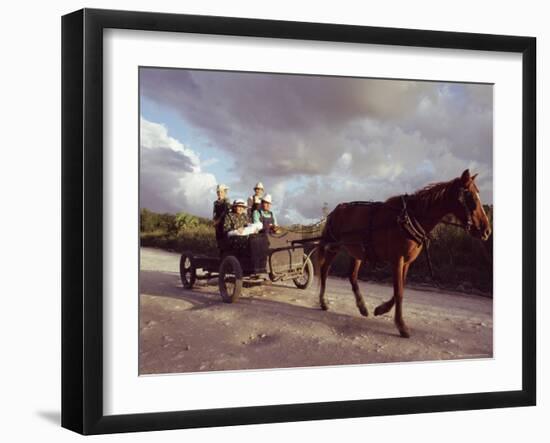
[253,209,277,226]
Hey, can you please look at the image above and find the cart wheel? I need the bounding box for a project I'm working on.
[219,255,243,303]
[293,254,314,290]
[180,253,196,289]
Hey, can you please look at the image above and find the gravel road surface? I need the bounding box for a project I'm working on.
[139,247,492,374]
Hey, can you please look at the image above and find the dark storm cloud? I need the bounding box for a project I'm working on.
[140,147,195,213]
[140,70,448,175]
[140,68,493,219]
[140,68,201,102]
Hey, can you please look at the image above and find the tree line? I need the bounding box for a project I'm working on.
[140,206,493,295]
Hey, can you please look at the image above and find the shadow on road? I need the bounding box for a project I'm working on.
[139,270,402,338]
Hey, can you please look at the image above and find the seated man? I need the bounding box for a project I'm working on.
[252,194,279,233]
[224,199,257,237]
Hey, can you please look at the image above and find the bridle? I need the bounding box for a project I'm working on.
[397,186,477,235]
[455,187,477,232]
[396,188,477,284]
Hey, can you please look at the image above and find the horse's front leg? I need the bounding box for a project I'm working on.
[392,257,410,338]
[374,262,409,316]
[349,257,368,317]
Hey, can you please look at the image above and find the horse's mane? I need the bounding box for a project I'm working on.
[409,178,459,212]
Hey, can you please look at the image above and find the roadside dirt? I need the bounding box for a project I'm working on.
[139,247,493,375]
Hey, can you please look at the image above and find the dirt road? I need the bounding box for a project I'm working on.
[139,247,492,375]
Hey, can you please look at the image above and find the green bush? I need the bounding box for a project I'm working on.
[325,217,493,294]
[140,207,493,294]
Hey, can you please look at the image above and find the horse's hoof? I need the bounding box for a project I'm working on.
[374,306,385,316]
[320,303,329,311]
[359,307,369,317]
[399,328,411,338]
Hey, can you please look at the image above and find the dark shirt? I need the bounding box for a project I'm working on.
[213,198,231,239]
[223,212,249,235]
[213,198,231,220]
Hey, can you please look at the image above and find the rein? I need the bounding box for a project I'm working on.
[276,217,326,235]
[278,191,475,283]
[397,193,477,283]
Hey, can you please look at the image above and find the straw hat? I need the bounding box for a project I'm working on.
[216,184,229,192]
[232,199,247,207]
[254,182,264,190]
[261,194,273,204]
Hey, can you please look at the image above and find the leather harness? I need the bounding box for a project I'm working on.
[394,194,435,279]
[396,195,432,245]
[324,189,476,280]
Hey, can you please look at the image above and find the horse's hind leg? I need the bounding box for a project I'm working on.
[319,246,338,311]
[374,298,395,316]
[349,257,368,317]
[392,257,410,338]
[374,262,409,316]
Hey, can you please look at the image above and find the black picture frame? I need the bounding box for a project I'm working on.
[61,8,536,435]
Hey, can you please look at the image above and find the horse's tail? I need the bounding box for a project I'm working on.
[312,206,338,280]
[311,243,322,283]
[321,204,341,243]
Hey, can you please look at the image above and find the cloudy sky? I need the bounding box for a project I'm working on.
[139,67,493,224]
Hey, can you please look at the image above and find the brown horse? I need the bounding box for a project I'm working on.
[317,169,491,338]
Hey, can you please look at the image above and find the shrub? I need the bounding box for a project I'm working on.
[140,207,493,294]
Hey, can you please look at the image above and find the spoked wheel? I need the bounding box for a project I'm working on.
[179,253,196,289]
[293,254,314,290]
[218,255,243,303]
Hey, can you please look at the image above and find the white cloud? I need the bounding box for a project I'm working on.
[140,117,217,217]
[176,172,217,211]
[140,118,200,171]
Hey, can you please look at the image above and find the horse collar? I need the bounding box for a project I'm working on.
[397,195,430,245]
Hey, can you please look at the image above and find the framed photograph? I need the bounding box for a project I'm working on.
[62,8,536,435]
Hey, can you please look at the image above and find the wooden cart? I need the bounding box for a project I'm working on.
[179,231,315,303]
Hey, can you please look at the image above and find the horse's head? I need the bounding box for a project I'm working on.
[451,169,491,241]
